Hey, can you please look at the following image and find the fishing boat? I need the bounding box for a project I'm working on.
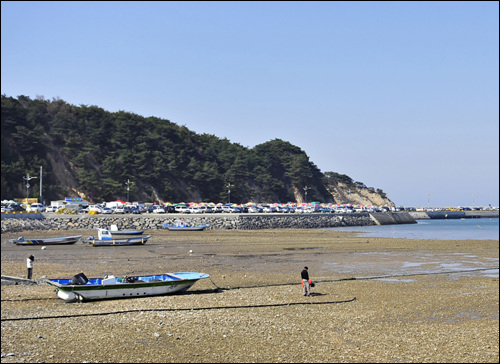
[9,235,83,245]
[87,228,152,246]
[45,272,210,302]
[163,220,210,231]
[108,224,144,235]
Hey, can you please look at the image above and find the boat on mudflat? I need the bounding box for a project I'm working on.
[107,224,144,236]
[9,235,83,245]
[87,228,152,246]
[163,220,210,231]
[45,272,210,302]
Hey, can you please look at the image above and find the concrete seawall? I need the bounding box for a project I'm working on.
[369,212,416,225]
[408,211,499,220]
[1,212,417,233]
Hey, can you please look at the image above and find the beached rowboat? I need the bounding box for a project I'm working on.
[163,220,210,231]
[45,272,210,302]
[108,224,144,235]
[87,229,152,246]
[9,235,83,245]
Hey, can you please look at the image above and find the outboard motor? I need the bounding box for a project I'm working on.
[70,273,89,285]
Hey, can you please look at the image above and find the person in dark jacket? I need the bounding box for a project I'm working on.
[301,266,310,296]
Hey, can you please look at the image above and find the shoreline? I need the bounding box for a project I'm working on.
[2,228,499,363]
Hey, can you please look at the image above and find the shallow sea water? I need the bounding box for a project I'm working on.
[322,218,499,279]
[327,217,499,240]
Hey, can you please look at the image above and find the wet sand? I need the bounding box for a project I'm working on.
[1,228,499,363]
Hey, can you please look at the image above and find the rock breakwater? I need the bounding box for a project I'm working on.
[1,213,376,233]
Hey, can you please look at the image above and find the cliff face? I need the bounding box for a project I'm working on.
[327,182,395,207]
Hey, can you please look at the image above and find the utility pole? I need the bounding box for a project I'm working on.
[39,166,43,205]
[125,179,134,203]
[303,186,311,203]
[23,173,37,204]
[226,183,234,204]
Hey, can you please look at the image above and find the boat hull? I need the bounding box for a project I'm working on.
[89,235,152,246]
[109,230,144,235]
[46,272,210,302]
[163,224,210,231]
[9,235,83,245]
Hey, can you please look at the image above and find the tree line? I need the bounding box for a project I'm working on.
[1,95,385,204]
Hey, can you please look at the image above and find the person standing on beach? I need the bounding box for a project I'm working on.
[27,255,34,280]
[301,266,310,296]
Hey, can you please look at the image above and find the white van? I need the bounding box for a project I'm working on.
[27,203,46,212]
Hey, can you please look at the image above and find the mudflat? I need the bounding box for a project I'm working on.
[1,228,499,363]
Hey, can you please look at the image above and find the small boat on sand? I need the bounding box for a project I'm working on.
[163,220,210,231]
[108,224,144,235]
[9,235,83,245]
[45,271,210,302]
[87,229,152,246]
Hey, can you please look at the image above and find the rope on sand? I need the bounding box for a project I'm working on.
[1,297,357,322]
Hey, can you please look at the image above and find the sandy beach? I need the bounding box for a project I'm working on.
[1,228,498,363]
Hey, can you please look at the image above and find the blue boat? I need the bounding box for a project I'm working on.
[163,220,210,231]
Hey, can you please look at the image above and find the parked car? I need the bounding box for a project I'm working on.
[1,204,26,212]
[164,205,176,213]
[27,203,46,212]
[130,206,142,214]
[152,206,166,213]
[262,206,278,213]
[46,205,62,212]
[248,206,263,213]
[174,205,190,213]
[101,207,113,214]
[88,205,103,214]
[112,206,125,214]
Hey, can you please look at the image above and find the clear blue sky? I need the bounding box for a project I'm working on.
[2,1,498,207]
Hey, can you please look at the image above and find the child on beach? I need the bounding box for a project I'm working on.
[27,255,34,280]
[301,266,310,296]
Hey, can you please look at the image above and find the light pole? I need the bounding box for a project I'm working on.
[125,179,134,203]
[303,186,311,203]
[226,183,234,204]
[22,173,37,204]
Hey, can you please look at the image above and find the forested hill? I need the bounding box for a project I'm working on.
[1,95,393,206]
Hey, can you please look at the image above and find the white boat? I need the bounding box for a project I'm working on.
[87,229,152,246]
[108,224,144,235]
[45,272,210,302]
[9,235,83,245]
